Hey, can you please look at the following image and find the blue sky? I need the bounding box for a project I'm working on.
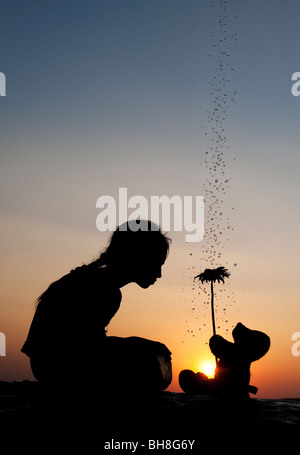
[1,1,299,209]
[1,0,299,288]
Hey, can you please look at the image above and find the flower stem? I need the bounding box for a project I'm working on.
[211,281,216,336]
[210,281,218,367]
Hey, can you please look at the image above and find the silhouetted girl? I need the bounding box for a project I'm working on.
[21,220,172,397]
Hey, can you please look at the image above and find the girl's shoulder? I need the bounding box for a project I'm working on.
[38,265,121,308]
[70,264,121,299]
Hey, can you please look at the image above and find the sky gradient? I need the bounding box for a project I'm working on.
[1,0,300,398]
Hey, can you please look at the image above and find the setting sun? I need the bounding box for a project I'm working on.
[199,360,216,378]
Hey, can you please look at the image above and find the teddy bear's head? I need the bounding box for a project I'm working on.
[209,322,270,363]
[232,322,270,362]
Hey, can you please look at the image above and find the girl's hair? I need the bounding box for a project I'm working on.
[88,219,171,269]
[35,220,170,307]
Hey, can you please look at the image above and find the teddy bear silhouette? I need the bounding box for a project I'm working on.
[179,323,270,399]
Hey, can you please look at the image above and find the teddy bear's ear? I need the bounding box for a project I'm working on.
[233,323,270,361]
[249,331,270,361]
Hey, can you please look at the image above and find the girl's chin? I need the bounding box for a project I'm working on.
[137,279,156,288]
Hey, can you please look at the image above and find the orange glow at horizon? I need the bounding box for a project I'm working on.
[0,218,300,399]
[199,359,216,378]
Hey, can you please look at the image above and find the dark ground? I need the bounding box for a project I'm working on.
[0,381,299,451]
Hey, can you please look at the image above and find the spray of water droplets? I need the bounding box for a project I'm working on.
[201,0,238,266]
[187,0,239,342]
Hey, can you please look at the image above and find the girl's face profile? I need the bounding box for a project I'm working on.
[133,256,165,289]
[108,225,170,288]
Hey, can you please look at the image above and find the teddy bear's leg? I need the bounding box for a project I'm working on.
[179,369,211,394]
[179,370,197,393]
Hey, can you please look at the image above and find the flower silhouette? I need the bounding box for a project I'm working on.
[195,267,230,284]
[194,267,230,336]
